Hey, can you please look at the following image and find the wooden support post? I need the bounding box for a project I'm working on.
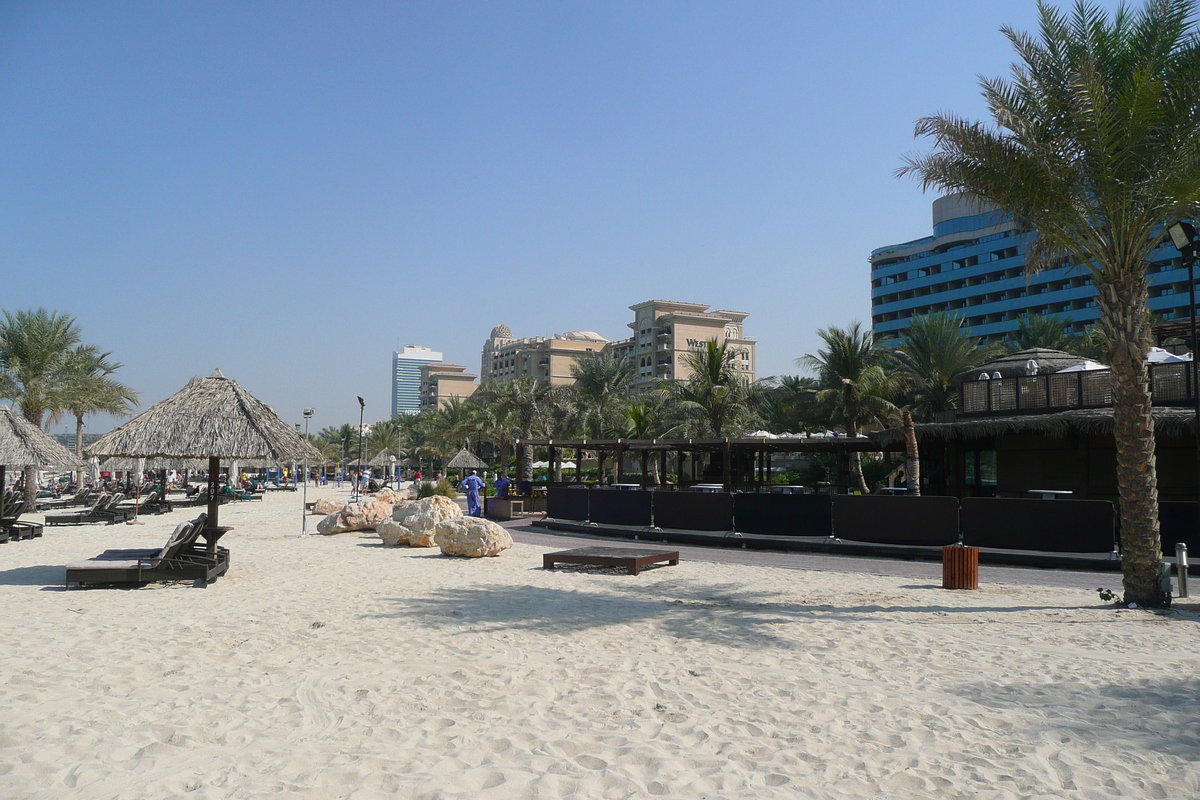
[206,456,221,528]
[616,444,625,484]
[722,442,732,491]
[576,446,583,483]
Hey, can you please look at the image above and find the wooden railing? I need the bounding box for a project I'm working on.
[959,362,1194,416]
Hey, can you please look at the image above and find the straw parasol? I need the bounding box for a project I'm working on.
[0,405,84,509]
[367,448,399,468]
[89,369,321,527]
[445,447,488,471]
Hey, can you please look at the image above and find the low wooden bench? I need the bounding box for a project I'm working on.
[543,546,679,575]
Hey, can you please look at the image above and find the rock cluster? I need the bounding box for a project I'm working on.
[377,495,461,547]
[317,499,394,535]
[434,517,513,557]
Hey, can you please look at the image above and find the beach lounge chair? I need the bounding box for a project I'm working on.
[64,512,229,589]
[1,497,43,541]
[45,494,129,525]
[38,486,92,511]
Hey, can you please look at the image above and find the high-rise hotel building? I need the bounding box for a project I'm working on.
[391,345,443,416]
[870,194,1192,345]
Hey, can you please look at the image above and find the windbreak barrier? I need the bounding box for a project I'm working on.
[588,489,653,527]
[546,486,589,521]
[833,495,960,546]
[654,491,733,531]
[1155,502,1200,555]
[961,498,1115,553]
[733,494,834,538]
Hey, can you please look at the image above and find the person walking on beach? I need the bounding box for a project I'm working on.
[460,469,485,517]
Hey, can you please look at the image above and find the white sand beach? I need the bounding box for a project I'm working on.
[3,488,1200,799]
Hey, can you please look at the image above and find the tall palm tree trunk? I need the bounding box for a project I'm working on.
[901,409,921,496]
[1098,275,1165,606]
[845,410,869,494]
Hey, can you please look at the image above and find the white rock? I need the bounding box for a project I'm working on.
[379,495,462,547]
[318,499,394,534]
[434,517,513,558]
[312,497,346,516]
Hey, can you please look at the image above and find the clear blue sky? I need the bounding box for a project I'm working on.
[1,0,1124,435]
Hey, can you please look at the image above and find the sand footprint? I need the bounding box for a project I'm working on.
[576,755,607,771]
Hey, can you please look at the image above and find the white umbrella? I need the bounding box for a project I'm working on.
[1058,360,1110,372]
[1147,347,1190,363]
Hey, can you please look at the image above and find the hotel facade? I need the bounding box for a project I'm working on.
[391,345,443,416]
[870,194,1192,346]
[481,300,756,389]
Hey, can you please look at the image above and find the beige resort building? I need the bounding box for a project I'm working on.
[480,300,756,390]
[418,362,479,412]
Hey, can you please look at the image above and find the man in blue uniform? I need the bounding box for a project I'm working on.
[460,469,485,517]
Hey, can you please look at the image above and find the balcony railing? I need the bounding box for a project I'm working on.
[960,362,1194,416]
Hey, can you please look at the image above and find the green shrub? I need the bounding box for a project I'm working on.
[434,479,458,498]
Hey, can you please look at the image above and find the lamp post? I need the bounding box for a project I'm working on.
[1167,221,1200,545]
[301,408,314,536]
[354,396,365,501]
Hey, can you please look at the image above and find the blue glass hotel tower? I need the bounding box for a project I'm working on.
[870,194,1195,345]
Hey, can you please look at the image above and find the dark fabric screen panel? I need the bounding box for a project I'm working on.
[589,489,653,527]
[1155,502,1200,555]
[546,487,589,521]
[733,494,834,537]
[961,498,1115,553]
[653,491,733,531]
[833,495,960,546]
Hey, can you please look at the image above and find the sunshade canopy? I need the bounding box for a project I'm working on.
[0,406,84,468]
[445,448,488,470]
[89,369,322,461]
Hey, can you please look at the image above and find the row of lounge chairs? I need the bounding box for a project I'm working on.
[65,512,229,589]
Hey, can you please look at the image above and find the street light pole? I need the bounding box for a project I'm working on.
[301,408,314,536]
[355,396,365,501]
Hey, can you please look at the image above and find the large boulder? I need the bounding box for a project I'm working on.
[379,495,461,547]
[317,499,394,535]
[371,487,405,504]
[312,497,346,516]
[434,517,513,558]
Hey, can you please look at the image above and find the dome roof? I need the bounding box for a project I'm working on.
[556,330,608,343]
[490,324,513,339]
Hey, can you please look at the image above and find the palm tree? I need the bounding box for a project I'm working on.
[1006,314,1083,354]
[887,313,1000,420]
[59,345,140,461]
[625,397,668,484]
[570,351,634,438]
[0,309,84,508]
[660,340,757,437]
[900,0,1200,606]
[800,322,897,493]
[479,378,556,483]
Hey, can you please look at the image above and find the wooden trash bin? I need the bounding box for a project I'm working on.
[942,545,979,590]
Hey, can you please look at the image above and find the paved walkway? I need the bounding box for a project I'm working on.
[502,520,1120,592]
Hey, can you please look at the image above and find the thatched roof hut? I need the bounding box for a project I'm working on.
[368,448,400,467]
[89,369,321,461]
[445,448,488,470]
[954,348,1087,384]
[0,406,83,468]
[88,369,321,526]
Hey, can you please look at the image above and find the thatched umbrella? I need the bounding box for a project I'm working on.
[445,447,488,473]
[89,369,321,529]
[0,406,83,511]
